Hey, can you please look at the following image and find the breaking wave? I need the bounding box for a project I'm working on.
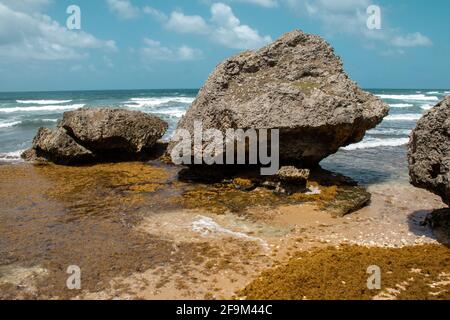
[0,120,21,128]
[376,94,439,101]
[125,97,195,108]
[385,114,422,121]
[16,100,73,105]
[0,149,25,162]
[0,104,85,113]
[342,138,409,151]
[389,103,414,108]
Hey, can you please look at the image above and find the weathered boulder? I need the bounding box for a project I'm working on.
[29,127,94,165]
[170,30,388,167]
[23,108,168,165]
[408,95,450,206]
[61,108,168,153]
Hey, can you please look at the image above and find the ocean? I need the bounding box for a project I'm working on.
[0,88,448,185]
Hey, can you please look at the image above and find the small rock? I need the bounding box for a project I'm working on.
[272,166,310,194]
[275,166,310,183]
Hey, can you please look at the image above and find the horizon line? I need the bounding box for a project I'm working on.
[0,88,449,94]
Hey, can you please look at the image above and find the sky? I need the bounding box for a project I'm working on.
[0,0,449,92]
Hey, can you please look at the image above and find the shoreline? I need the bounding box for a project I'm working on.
[0,161,448,300]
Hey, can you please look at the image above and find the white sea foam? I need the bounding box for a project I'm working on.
[153,108,187,118]
[385,114,422,121]
[0,104,85,113]
[367,128,412,136]
[126,97,195,107]
[389,103,414,108]
[125,104,187,118]
[420,104,433,111]
[343,138,409,151]
[376,94,439,101]
[16,99,72,105]
[192,216,269,251]
[19,119,60,126]
[0,149,25,162]
[306,186,321,195]
[0,118,58,128]
[426,91,440,95]
[41,118,59,122]
[0,121,21,128]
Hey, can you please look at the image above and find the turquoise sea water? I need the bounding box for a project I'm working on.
[0,88,448,184]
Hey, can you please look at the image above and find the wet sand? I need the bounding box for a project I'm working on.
[0,161,448,300]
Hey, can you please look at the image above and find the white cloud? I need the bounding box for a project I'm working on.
[140,38,202,61]
[380,48,405,57]
[210,3,272,49]
[148,3,272,50]
[103,55,114,68]
[286,0,370,34]
[141,38,172,59]
[166,11,210,34]
[209,0,279,8]
[232,0,279,8]
[0,2,116,61]
[391,32,432,48]
[106,0,140,20]
[211,3,241,27]
[0,0,51,12]
[143,6,168,23]
[304,0,370,13]
[285,0,432,52]
[178,45,203,60]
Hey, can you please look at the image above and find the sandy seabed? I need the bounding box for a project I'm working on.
[0,161,448,300]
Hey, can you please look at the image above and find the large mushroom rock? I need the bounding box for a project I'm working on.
[23,108,168,165]
[170,30,389,167]
[408,95,450,206]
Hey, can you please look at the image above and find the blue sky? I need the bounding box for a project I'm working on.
[0,0,449,91]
